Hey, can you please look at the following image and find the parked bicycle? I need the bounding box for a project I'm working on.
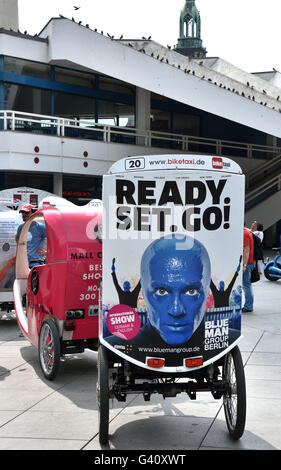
[264,247,281,281]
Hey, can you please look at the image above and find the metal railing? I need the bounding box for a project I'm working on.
[1,110,281,213]
[245,174,281,209]
[245,153,281,189]
[1,110,281,160]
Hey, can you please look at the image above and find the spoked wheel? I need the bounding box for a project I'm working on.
[264,262,281,281]
[223,346,246,440]
[97,343,109,445]
[38,319,61,380]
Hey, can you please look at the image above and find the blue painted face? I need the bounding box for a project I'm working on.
[141,235,211,346]
[123,281,131,292]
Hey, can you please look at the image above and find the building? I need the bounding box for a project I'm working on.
[174,0,207,58]
[0,0,280,245]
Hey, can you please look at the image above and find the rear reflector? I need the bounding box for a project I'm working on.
[185,357,203,368]
[64,320,76,331]
[146,357,165,368]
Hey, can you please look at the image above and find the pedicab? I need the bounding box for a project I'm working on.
[14,202,102,380]
[98,154,246,444]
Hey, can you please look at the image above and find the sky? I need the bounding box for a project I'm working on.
[18,0,281,74]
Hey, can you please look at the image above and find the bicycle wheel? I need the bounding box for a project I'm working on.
[38,319,60,380]
[264,262,281,281]
[97,343,109,445]
[223,346,246,440]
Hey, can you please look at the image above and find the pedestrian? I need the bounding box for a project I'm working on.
[252,222,264,273]
[251,221,264,243]
[242,225,255,312]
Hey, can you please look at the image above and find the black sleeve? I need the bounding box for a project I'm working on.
[132,280,142,296]
[111,272,123,295]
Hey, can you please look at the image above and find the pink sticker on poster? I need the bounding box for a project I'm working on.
[106,305,141,340]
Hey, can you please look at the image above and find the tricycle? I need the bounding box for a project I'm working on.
[97,154,247,445]
[14,202,102,379]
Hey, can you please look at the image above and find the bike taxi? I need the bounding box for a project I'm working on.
[98,154,246,444]
[14,202,102,380]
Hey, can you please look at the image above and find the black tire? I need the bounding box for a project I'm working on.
[264,262,281,282]
[223,346,246,440]
[38,319,61,380]
[97,343,109,445]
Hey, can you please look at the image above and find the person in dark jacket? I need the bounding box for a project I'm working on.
[111,258,141,308]
[210,256,242,307]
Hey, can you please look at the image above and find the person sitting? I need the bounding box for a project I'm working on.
[15,204,47,268]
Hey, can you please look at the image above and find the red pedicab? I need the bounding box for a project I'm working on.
[14,203,102,380]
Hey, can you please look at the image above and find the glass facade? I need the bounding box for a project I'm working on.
[4,56,51,80]
[63,175,102,205]
[0,56,137,202]
[4,83,52,115]
[0,56,201,134]
[55,67,96,88]
[98,100,135,127]
[0,172,53,192]
[54,91,95,119]
[0,172,103,207]
[1,56,136,126]
[0,55,208,137]
[151,109,171,132]
[150,92,201,137]
[173,112,200,136]
[0,54,270,169]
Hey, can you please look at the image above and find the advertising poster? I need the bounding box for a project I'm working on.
[0,187,56,212]
[0,211,22,291]
[102,155,245,372]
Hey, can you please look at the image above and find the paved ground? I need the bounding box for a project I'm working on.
[0,269,280,452]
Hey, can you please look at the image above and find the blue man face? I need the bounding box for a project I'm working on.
[141,235,211,346]
[123,281,131,292]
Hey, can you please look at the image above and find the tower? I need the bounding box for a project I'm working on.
[0,0,19,30]
[174,1,207,58]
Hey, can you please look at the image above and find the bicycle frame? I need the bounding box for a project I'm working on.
[264,250,281,278]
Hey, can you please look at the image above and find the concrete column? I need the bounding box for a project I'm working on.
[0,0,19,30]
[53,173,63,197]
[136,87,151,146]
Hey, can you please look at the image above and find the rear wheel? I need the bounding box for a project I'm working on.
[38,319,60,380]
[97,343,109,445]
[223,346,246,440]
[264,262,281,281]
